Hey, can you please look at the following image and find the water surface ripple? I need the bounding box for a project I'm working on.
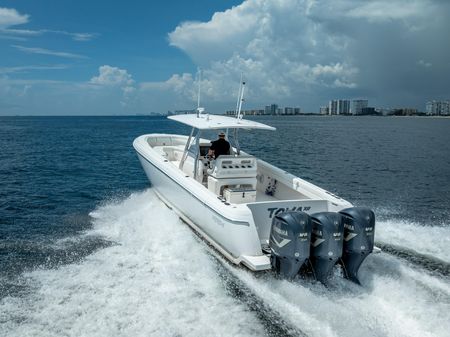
[1,116,449,336]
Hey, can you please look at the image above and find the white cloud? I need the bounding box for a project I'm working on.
[0,74,141,115]
[12,45,87,59]
[417,60,432,68]
[71,32,97,41]
[0,7,96,41]
[168,0,361,106]
[0,7,28,28]
[0,64,69,74]
[0,28,40,36]
[345,0,434,22]
[1,28,97,41]
[0,66,139,115]
[90,65,136,106]
[139,73,198,110]
[169,2,261,65]
[90,65,134,87]
[166,0,450,111]
[1,0,449,115]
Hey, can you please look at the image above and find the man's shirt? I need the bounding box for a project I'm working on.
[210,138,230,158]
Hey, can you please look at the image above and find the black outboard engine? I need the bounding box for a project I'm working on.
[339,207,375,284]
[309,212,344,283]
[269,211,312,278]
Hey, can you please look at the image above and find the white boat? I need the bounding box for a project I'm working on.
[133,85,376,284]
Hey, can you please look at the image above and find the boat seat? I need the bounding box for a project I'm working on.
[182,157,204,183]
[208,176,256,196]
[207,155,257,195]
[162,146,184,161]
[209,155,257,179]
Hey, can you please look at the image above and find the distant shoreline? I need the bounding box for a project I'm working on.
[235,114,450,119]
[1,114,449,119]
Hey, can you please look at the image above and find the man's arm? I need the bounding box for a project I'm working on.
[208,141,217,157]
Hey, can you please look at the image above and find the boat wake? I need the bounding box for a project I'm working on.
[374,243,450,277]
[211,238,450,337]
[1,189,449,337]
[1,190,266,337]
[375,218,450,264]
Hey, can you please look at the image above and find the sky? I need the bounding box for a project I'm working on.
[0,0,449,115]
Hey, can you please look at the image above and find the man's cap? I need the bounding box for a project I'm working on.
[218,132,226,137]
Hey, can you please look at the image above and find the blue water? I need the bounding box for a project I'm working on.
[1,116,449,337]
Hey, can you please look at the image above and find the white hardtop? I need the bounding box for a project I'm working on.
[168,113,276,131]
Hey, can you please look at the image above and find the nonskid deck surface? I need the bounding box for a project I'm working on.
[255,191,278,202]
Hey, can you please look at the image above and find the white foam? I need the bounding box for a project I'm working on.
[1,190,266,337]
[2,189,449,337]
[225,251,450,337]
[376,219,450,263]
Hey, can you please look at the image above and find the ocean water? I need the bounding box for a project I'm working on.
[0,115,449,337]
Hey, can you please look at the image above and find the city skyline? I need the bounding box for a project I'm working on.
[1,0,449,116]
[223,97,450,116]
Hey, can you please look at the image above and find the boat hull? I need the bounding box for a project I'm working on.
[134,146,270,270]
[133,133,354,272]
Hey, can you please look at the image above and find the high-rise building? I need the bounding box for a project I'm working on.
[338,100,351,115]
[320,106,329,115]
[351,100,368,115]
[426,100,450,115]
[271,104,279,115]
[232,104,305,115]
[329,100,338,115]
[328,99,350,115]
[284,107,294,115]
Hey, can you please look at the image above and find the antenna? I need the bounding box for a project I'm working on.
[197,69,201,109]
[196,68,204,117]
[236,74,246,122]
[235,73,243,117]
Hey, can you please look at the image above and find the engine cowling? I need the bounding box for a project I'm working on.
[339,207,375,284]
[269,211,312,278]
[309,212,344,283]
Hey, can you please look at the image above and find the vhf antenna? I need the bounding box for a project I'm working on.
[236,73,245,122]
[196,68,204,117]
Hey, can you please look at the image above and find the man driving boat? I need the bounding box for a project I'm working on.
[208,131,230,159]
